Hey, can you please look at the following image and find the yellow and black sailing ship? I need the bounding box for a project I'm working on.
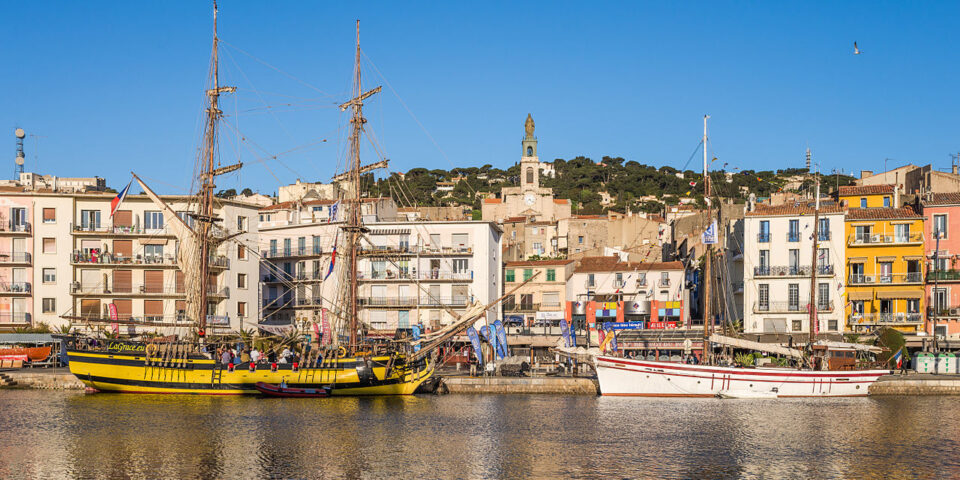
[64,4,483,395]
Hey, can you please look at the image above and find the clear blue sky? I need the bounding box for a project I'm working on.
[3,1,959,195]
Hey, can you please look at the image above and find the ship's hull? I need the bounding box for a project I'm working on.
[595,355,890,397]
[67,349,433,395]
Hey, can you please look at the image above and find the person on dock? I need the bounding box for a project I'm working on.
[250,348,261,364]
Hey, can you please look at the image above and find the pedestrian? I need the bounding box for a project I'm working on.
[250,347,260,363]
[219,348,230,365]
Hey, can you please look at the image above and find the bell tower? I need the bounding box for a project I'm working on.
[521,113,539,190]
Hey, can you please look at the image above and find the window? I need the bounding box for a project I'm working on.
[176,211,195,229]
[758,220,770,242]
[851,300,864,315]
[850,263,864,283]
[615,273,623,287]
[758,250,770,275]
[42,268,56,283]
[854,225,872,243]
[828,320,838,331]
[238,273,247,289]
[789,249,800,274]
[144,244,163,263]
[523,269,533,281]
[907,299,919,314]
[430,234,441,248]
[792,319,803,332]
[818,282,829,310]
[578,235,584,244]
[588,273,595,288]
[532,242,543,255]
[452,233,469,250]
[542,291,560,307]
[283,238,291,256]
[237,216,248,232]
[10,207,26,231]
[269,240,277,256]
[505,270,515,282]
[397,260,409,277]
[313,236,323,254]
[298,237,306,255]
[860,198,867,208]
[371,260,386,279]
[452,259,469,274]
[661,272,670,285]
[238,302,247,318]
[80,210,101,230]
[758,284,769,310]
[894,224,910,243]
[42,298,56,313]
[238,246,246,260]
[934,288,948,310]
[546,269,556,282]
[788,284,799,310]
[788,219,800,242]
[818,217,829,241]
[818,248,830,267]
[883,196,890,207]
[526,167,534,184]
[42,237,56,254]
[934,214,948,239]
[42,208,55,224]
[879,262,893,283]
[144,210,164,230]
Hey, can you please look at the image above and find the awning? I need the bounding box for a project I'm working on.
[140,238,168,245]
[877,290,923,299]
[848,257,867,263]
[369,229,410,236]
[848,291,874,300]
[876,256,896,262]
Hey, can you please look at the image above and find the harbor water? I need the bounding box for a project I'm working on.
[0,390,958,479]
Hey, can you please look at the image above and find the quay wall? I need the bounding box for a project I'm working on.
[0,370,85,390]
[441,376,599,395]
[870,374,960,395]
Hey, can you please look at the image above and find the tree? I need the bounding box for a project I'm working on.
[215,188,237,198]
[241,188,254,196]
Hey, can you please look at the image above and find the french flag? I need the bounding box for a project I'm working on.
[110,180,132,217]
[892,348,903,369]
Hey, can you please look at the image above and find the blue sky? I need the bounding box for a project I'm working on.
[2,1,959,195]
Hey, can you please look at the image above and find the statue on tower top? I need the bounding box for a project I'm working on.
[524,113,535,139]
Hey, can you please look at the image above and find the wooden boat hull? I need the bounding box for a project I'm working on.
[66,349,433,396]
[0,346,51,362]
[595,355,890,397]
[255,381,331,397]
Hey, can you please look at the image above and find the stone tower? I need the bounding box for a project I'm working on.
[521,114,539,190]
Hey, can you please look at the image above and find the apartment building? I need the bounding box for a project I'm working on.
[566,256,687,345]
[0,194,35,328]
[837,184,897,209]
[502,259,575,326]
[258,199,502,333]
[844,205,926,334]
[921,192,960,338]
[4,191,260,333]
[742,203,847,335]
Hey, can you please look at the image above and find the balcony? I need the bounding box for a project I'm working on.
[658,279,671,287]
[849,312,923,325]
[70,283,227,297]
[357,295,474,308]
[295,298,323,306]
[754,265,835,277]
[358,245,474,256]
[928,270,960,282]
[732,281,744,293]
[505,302,540,313]
[0,282,31,295]
[358,271,473,282]
[818,231,831,241]
[0,252,31,264]
[0,312,31,324]
[787,232,800,242]
[848,273,923,285]
[754,301,809,313]
[261,247,324,259]
[0,223,31,235]
[928,306,960,318]
[757,233,770,243]
[206,315,230,326]
[848,232,924,246]
[71,223,177,237]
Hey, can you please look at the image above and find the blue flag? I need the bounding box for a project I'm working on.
[494,320,508,359]
[560,319,571,348]
[466,327,483,366]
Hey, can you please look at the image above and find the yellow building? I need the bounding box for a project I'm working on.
[837,184,896,209]
[845,205,926,333]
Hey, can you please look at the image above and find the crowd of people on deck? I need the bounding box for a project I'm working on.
[216,344,302,366]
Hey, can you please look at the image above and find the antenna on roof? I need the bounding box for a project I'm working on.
[13,128,25,179]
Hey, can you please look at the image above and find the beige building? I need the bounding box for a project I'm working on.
[502,259,576,326]
[278,179,339,203]
[857,163,960,195]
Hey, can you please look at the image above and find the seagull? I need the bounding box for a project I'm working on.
[854,42,861,55]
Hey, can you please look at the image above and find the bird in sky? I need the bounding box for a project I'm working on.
[854,42,861,55]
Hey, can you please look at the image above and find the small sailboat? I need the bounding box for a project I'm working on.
[255,381,331,398]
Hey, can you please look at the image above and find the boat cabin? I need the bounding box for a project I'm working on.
[811,344,857,371]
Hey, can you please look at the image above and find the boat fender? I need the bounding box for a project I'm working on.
[227,363,235,372]
[249,362,256,372]
[146,344,159,357]
[271,363,278,372]
[337,346,347,358]
[292,362,299,372]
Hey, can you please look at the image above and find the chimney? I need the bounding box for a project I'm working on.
[894,184,900,208]
[953,164,959,176]
[747,193,756,212]
[860,170,873,179]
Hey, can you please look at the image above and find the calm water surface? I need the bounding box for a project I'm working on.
[0,390,957,479]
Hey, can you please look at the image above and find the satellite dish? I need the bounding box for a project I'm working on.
[14,128,25,139]
[14,156,24,166]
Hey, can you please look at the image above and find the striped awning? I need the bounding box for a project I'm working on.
[877,290,923,299]
[848,257,867,263]
[369,229,410,236]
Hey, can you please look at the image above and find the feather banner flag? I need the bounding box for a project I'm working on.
[324,232,339,280]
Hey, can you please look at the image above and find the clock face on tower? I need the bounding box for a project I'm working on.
[524,193,536,206]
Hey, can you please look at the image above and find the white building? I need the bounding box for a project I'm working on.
[742,201,846,335]
[258,200,502,333]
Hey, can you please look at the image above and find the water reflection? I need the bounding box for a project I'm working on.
[0,391,957,479]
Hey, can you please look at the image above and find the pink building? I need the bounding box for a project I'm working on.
[923,193,960,338]
[0,194,33,328]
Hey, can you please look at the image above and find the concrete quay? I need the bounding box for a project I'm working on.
[440,375,599,395]
[0,369,85,390]
[870,373,960,396]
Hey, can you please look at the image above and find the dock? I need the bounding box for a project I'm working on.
[440,375,599,395]
[870,373,960,395]
[0,369,85,390]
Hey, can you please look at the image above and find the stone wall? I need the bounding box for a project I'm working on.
[869,375,960,395]
[441,376,598,395]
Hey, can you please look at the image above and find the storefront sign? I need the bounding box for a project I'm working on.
[535,311,565,320]
[647,321,678,329]
[604,321,645,331]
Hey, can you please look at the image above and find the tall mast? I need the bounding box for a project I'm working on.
[702,115,712,364]
[808,172,820,344]
[348,20,363,353]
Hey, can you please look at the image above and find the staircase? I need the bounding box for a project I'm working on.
[0,372,18,387]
